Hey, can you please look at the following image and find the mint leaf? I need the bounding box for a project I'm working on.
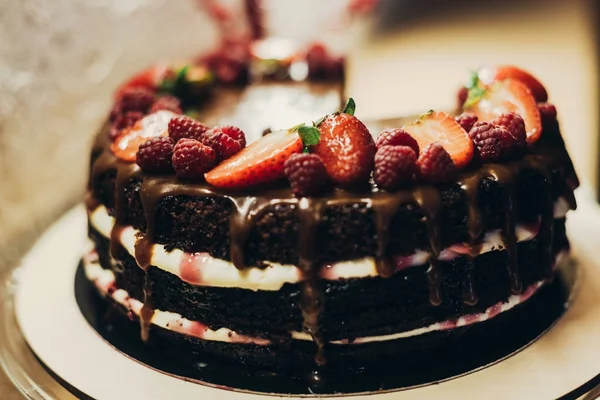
[297,125,321,147]
[289,122,306,132]
[463,71,486,109]
[342,97,356,116]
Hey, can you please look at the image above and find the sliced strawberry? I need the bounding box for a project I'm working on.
[465,79,542,144]
[205,129,303,190]
[479,65,548,102]
[402,111,473,169]
[111,111,178,162]
[313,113,376,188]
[115,64,171,99]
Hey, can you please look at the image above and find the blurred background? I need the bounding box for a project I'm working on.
[0,0,598,396]
[0,0,598,277]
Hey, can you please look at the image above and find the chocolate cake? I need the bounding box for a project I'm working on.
[82,50,578,392]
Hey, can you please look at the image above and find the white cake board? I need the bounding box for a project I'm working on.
[4,189,600,399]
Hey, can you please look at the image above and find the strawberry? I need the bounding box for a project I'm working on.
[479,65,548,102]
[402,111,474,169]
[464,79,542,144]
[111,110,179,162]
[115,64,171,99]
[205,129,303,190]
[312,100,376,188]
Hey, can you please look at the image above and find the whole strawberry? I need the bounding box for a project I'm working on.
[469,121,518,162]
[417,143,458,184]
[168,116,208,142]
[375,128,419,154]
[312,98,376,188]
[491,112,526,149]
[172,138,216,181]
[374,145,417,190]
[136,137,174,173]
[284,153,329,197]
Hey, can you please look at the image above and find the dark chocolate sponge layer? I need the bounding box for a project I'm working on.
[89,219,566,340]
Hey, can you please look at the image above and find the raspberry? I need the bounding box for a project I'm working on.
[374,145,417,190]
[284,153,329,197]
[491,112,526,149]
[217,125,246,148]
[375,128,419,154]
[118,87,154,114]
[168,116,208,142]
[416,143,458,183]
[469,121,517,162]
[109,111,144,140]
[136,137,174,173]
[172,138,216,181]
[150,95,182,114]
[201,127,244,162]
[537,102,557,125]
[455,112,478,133]
[457,86,468,108]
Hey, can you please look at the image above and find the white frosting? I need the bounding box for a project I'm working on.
[89,200,568,291]
[83,247,567,346]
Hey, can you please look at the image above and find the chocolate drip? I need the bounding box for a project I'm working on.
[297,198,327,366]
[372,196,404,278]
[412,187,443,306]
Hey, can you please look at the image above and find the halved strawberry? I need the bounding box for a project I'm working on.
[478,65,548,102]
[115,64,171,99]
[111,110,178,162]
[402,111,473,169]
[465,79,542,144]
[205,129,303,190]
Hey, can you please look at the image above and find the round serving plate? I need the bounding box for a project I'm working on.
[2,190,600,400]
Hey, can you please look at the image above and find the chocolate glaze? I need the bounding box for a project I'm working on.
[87,92,578,367]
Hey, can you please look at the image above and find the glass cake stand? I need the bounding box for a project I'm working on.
[1,192,600,399]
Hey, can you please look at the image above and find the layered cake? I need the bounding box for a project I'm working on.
[83,54,578,390]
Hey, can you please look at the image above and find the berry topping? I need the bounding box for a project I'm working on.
[469,121,518,162]
[117,87,155,114]
[201,127,244,162]
[284,153,330,197]
[374,145,417,190]
[217,125,247,148]
[457,86,469,108]
[136,137,174,173]
[205,129,303,190]
[110,111,144,140]
[491,112,526,149]
[375,128,420,154]
[168,116,209,142]
[479,65,548,102]
[537,102,557,125]
[464,79,542,144]
[172,138,216,181]
[403,111,474,169]
[115,64,171,98]
[312,99,376,188]
[150,95,182,114]
[455,112,478,133]
[111,111,178,162]
[416,143,458,184]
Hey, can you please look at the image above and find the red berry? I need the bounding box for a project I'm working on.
[455,113,478,133]
[375,128,419,154]
[168,116,208,142]
[136,137,174,173]
[110,111,144,140]
[172,139,216,181]
[491,112,526,149]
[374,145,417,190]
[469,121,518,162]
[416,143,458,184]
[201,127,244,162]
[217,125,246,148]
[150,95,182,114]
[284,153,329,197]
[537,102,557,125]
[457,86,469,108]
[480,65,548,102]
[118,87,154,114]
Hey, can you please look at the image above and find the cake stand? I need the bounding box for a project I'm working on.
[2,189,600,400]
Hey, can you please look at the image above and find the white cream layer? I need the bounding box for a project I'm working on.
[89,200,569,292]
[83,246,566,346]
